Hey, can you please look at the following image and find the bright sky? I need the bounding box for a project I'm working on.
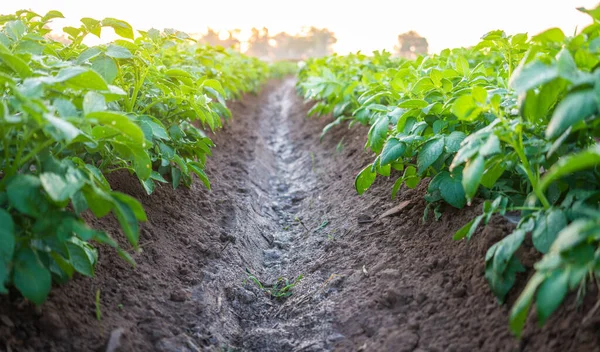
[1,0,598,54]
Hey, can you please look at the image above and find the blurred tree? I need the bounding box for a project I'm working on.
[305,27,337,57]
[246,27,271,58]
[47,32,70,44]
[394,31,428,59]
[198,28,240,50]
[248,27,336,60]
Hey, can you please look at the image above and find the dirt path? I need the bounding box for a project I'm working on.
[1,79,599,352]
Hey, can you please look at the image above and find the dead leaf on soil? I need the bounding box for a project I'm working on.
[105,328,125,352]
[379,200,411,219]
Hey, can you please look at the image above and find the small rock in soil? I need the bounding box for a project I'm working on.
[326,332,345,344]
[38,312,67,338]
[273,240,290,250]
[263,249,282,261]
[156,334,201,352]
[105,328,125,352]
[357,214,373,224]
[236,288,257,304]
[169,289,189,302]
[377,268,401,280]
[0,315,14,328]
[383,330,419,352]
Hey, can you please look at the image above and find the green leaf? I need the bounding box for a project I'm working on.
[532,209,567,253]
[76,47,102,63]
[188,162,211,190]
[44,114,80,142]
[112,192,147,221]
[66,240,96,277]
[0,50,33,78]
[63,26,82,38]
[5,20,25,40]
[355,165,377,195]
[578,4,600,21]
[102,18,134,39]
[0,209,15,261]
[455,56,469,76]
[380,138,406,166]
[13,249,52,305]
[42,10,65,21]
[84,186,113,218]
[403,166,420,189]
[462,154,484,203]
[493,229,526,275]
[112,198,140,248]
[391,177,403,199]
[452,95,481,121]
[81,17,101,37]
[453,215,483,240]
[126,143,152,180]
[40,172,79,202]
[105,44,133,59]
[54,67,109,90]
[171,167,182,189]
[398,99,428,109]
[140,116,169,140]
[91,56,118,84]
[417,137,445,174]
[444,131,466,153]
[83,91,107,115]
[532,28,565,43]
[510,61,558,93]
[438,172,466,209]
[536,270,569,325]
[540,145,600,191]
[545,90,597,139]
[0,262,8,294]
[509,273,545,337]
[367,116,389,153]
[480,161,505,189]
[7,175,45,217]
[86,111,145,144]
[550,219,596,253]
[485,229,526,303]
[472,86,487,104]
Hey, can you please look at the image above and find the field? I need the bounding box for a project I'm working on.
[1,7,600,352]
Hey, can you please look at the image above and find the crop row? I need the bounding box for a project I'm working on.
[0,10,277,304]
[297,5,600,336]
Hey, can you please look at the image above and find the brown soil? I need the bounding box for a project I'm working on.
[1,79,599,352]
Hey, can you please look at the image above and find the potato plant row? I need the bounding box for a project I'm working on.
[0,10,274,304]
[296,5,600,336]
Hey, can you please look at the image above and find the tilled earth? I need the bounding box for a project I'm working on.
[0,79,599,352]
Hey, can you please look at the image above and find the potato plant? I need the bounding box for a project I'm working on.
[0,10,272,304]
[297,5,600,336]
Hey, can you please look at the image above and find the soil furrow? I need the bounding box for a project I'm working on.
[0,79,598,352]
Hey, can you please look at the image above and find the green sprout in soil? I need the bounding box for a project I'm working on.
[95,289,102,321]
[244,269,304,299]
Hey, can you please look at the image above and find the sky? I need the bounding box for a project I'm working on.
[0,0,598,54]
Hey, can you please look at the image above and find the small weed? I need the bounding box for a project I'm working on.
[118,303,124,310]
[315,220,329,232]
[95,289,102,321]
[244,269,304,299]
[336,137,345,153]
[294,216,310,232]
[309,151,316,173]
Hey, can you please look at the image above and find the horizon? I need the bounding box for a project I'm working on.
[1,0,598,54]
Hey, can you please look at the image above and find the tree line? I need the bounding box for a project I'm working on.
[197,28,429,60]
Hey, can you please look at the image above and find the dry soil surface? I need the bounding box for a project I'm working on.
[1,79,599,352]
